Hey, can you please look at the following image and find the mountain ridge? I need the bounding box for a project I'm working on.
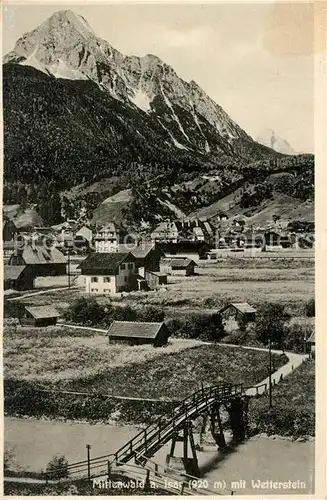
[3,10,314,228]
[4,9,273,158]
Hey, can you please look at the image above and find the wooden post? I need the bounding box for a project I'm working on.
[144,429,147,451]
[183,426,188,461]
[107,460,111,480]
[86,444,91,482]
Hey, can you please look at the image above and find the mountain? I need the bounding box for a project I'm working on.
[3,10,281,185]
[3,10,314,227]
[257,129,295,155]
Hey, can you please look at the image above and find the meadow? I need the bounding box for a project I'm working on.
[248,358,315,437]
[3,326,201,383]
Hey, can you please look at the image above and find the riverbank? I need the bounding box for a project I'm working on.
[4,417,315,496]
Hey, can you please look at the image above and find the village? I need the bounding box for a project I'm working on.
[3,206,315,495]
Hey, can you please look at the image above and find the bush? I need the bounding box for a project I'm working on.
[305,298,315,317]
[166,313,224,341]
[64,299,165,327]
[63,297,106,325]
[4,445,15,472]
[284,323,314,353]
[45,454,69,479]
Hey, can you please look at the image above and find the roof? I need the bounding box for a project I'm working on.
[162,257,196,269]
[203,221,214,235]
[230,303,257,314]
[146,270,168,277]
[4,266,27,281]
[107,321,165,339]
[25,305,60,319]
[307,332,315,343]
[75,226,93,241]
[17,246,67,265]
[193,227,204,236]
[78,252,135,273]
[131,243,156,258]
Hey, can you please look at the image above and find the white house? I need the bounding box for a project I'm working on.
[77,252,137,294]
[94,223,125,253]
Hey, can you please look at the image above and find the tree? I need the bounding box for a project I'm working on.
[138,306,165,323]
[63,297,106,325]
[255,303,290,348]
[46,454,69,480]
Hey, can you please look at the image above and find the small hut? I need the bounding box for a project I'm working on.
[21,305,60,327]
[107,321,170,347]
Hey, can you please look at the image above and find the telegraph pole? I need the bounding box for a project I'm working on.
[67,248,71,289]
[304,304,307,354]
[86,444,91,482]
[268,338,272,409]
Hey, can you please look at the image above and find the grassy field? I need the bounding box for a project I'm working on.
[110,263,314,316]
[4,325,286,398]
[62,344,287,399]
[9,260,313,319]
[3,326,201,383]
[249,358,315,437]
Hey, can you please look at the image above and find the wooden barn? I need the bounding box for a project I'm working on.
[145,270,168,289]
[160,257,197,276]
[218,302,257,323]
[9,245,67,277]
[21,305,60,327]
[107,321,170,347]
[4,265,34,291]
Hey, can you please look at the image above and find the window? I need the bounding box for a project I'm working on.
[124,276,128,282]
[91,277,98,283]
[120,263,126,270]
[128,263,133,269]
[91,288,98,293]
[103,277,111,283]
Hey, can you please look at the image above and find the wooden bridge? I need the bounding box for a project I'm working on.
[44,382,266,494]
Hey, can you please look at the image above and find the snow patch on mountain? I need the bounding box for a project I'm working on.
[48,58,88,80]
[130,89,151,112]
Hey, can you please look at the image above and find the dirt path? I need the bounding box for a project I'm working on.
[7,286,78,302]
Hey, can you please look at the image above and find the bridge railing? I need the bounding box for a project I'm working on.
[113,382,244,463]
[47,382,247,481]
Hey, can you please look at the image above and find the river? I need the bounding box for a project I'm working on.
[5,417,314,495]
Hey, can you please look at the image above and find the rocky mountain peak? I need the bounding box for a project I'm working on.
[4,10,275,155]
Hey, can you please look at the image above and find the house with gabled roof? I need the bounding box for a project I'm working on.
[118,242,164,278]
[8,245,67,276]
[107,320,170,347]
[77,252,137,294]
[4,265,35,291]
[218,302,257,323]
[94,223,126,253]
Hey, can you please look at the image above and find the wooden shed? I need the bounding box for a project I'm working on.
[145,270,168,289]
[160,257,197,276]
[218,302,257,323]
[4,265,35,291]
[107,321,170,347]
[21,305,60,327]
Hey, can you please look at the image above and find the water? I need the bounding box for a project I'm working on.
[5,417,314,495]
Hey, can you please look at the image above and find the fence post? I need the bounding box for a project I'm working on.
[107,460,111,480]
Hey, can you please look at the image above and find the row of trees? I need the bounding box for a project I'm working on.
[63,297,314,350]
[63,297,165,327]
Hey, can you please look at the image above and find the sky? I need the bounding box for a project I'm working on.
[2,2,316,153]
